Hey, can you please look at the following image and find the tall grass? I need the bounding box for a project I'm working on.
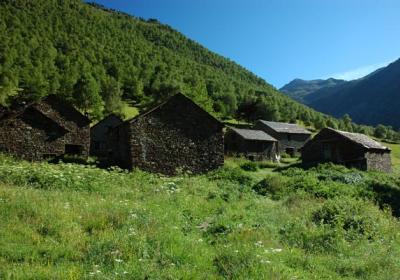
[0,155,399,279]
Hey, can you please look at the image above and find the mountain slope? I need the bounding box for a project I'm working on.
[0,0,322,125]
[280,78,346,103]
[308,59,400,128]
[282,59,400,128]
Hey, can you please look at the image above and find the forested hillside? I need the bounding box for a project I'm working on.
[1,0,400,140]
[0,0,312,122]
[0,0,363,132]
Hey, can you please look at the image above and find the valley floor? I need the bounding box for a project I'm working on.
[0,153,400,279]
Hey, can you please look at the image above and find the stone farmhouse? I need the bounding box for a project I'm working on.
[225,127,278,161]
[255,120,311,156]
[107,93,224,175]
[0,95,90,160]
[301,127,391,172]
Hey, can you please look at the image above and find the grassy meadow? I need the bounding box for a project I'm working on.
[0,143,400,279]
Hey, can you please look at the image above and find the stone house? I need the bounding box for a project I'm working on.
[90,114,123,157]
[0,95,90,160]
[225,127,278,161]
[255,120,311,156]
[301,127,391,172]
[107,93,224,175]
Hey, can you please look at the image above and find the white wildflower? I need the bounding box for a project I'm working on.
[114,258,123,263]
[271,248,283,253]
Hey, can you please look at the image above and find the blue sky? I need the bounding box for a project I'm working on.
[90,0,400,88]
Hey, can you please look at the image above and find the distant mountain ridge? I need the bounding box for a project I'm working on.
[280,78,346,103]
[281,59,400,128]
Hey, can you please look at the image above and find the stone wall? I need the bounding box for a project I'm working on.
[90,114,122,157]
[365,151,392,172]
[0,97,90,160]
[109,94,224,175]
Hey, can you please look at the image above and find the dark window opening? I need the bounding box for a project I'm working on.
[65,144,84,155]
[287,134,292,141]
[93,141,100,150]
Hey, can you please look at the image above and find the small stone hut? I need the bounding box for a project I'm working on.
[255,120,311,156]
[225,127,278,161]
[301,127,391,172]
[90,114,123,157]
[107,93,224,175]
[0,95,90,160]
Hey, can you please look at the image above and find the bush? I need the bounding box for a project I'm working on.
[257,161,280,169]
[280,220,343,253]
[281,153,291,159]
[240,161,258,172]
[210,166,254,186]
[367,178,400,216]
[312,198,388,241]
[252,175,288,199]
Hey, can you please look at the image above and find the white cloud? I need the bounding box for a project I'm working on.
[326,60,393,81]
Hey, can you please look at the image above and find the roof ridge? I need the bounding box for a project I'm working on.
[325,127,389,151]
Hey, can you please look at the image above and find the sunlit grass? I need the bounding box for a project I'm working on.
[0,155,399,279]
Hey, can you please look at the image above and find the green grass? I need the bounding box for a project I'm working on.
[121,103,139,120]
[0,155,400,279]
[384,142,400,173]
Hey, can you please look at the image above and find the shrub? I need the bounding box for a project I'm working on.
[252,175,288,199]
[257,161,280,169]
[240,161,258,172]
[367,178,400,216]
[210,166,254,186]
[281,153,291,159]
[280,220,343,253]
[312,198,388,241]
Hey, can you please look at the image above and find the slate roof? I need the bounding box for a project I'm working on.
[119,93,223,128]
[0,95,90,128]
[229,127,277,142]
[328,128,390,151]
[258,120,311,134]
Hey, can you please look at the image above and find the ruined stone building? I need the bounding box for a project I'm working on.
[0,95,90,160]
[107,93,224,175]
[90,114,123,157]
[255,120,311,156]
[301,127,391,172]
[225,127,278,161]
